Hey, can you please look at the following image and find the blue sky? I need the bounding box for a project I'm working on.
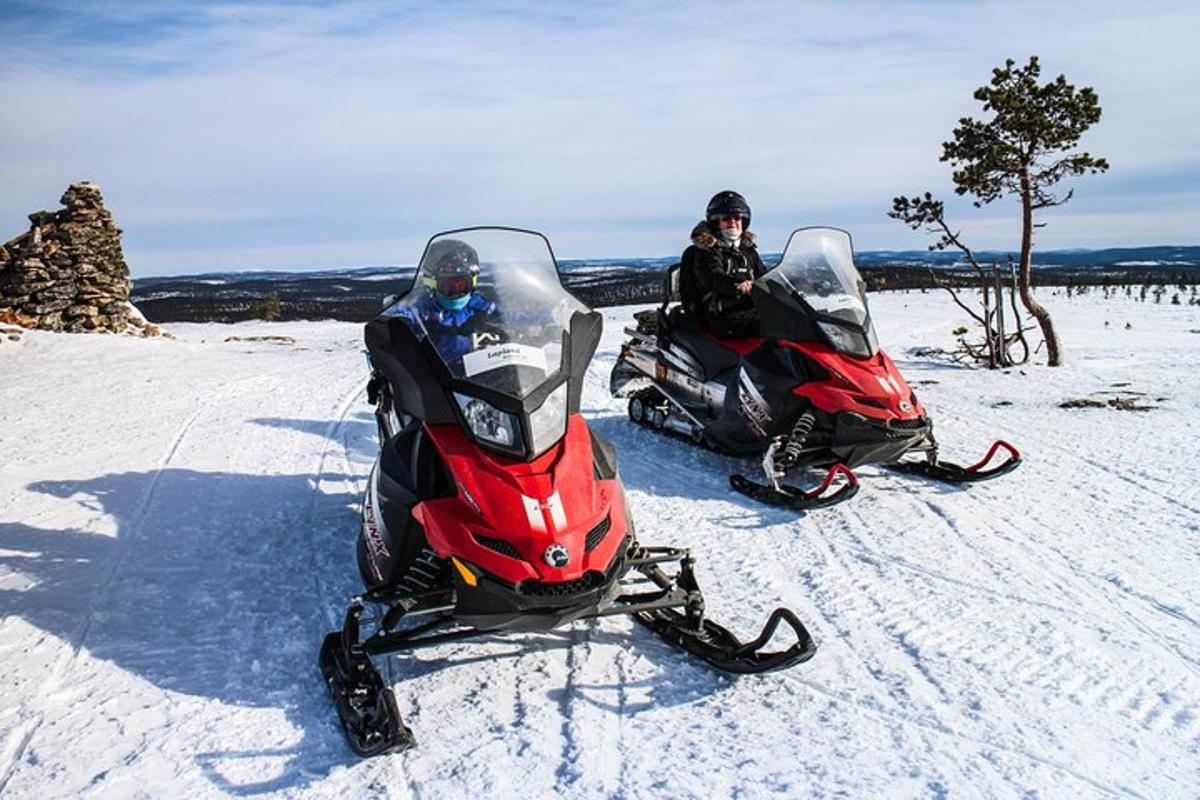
[2,1,1197,276]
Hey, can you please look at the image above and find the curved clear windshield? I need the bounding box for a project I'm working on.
[762,228,869,326]
[383,228,585,399]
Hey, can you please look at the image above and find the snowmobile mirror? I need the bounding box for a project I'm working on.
[382,293,399,309]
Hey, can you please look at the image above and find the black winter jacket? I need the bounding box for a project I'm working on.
[679,221,767,338]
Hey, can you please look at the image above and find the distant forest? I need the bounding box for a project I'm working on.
[131,246,1200,323]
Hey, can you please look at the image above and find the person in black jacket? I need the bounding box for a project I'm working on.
[679,190,767,338]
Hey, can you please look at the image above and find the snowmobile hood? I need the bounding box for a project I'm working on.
[415,415,628,587]
[784,341,925,421]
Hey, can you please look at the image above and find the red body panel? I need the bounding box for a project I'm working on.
[413,414,627,586]
[781,341,926,422]
[701,331,763,358]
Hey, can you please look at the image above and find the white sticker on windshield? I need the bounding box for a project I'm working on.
[462,343,549,377]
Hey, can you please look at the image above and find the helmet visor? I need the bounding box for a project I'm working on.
[436,273,472,298]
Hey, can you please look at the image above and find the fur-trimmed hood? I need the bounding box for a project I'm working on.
[689,220,756,250]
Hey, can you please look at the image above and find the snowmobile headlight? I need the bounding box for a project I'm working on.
[817,321,872,358]
[454,392,520,453]
[527,382,569,457]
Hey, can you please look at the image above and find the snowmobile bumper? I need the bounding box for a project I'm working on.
[830,412,931,469]
[449,548,629,632]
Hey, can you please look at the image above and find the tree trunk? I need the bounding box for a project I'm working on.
[1018,172,1063,366]
[981,276,996,369]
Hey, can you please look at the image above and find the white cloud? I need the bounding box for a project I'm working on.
[1,0,1196,274]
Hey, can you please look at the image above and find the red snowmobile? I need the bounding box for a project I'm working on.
[610,226,1020,510]
[320,227,817,757]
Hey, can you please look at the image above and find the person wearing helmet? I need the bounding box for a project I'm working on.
[392,238,498,363]
[678,190,767,338]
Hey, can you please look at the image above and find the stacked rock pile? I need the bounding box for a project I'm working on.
[0,181,158,335]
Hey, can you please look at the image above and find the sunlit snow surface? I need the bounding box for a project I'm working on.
[1,292,1197,799]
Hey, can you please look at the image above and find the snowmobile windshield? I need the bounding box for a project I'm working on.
[384,228,586,400]
[763,228,869,327]
[759,227,878,357]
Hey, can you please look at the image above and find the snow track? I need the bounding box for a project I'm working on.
[2,294,1198,798]
[0,402,201,792]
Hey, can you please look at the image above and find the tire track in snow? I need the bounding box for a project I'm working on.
[549,621,630,799]
[828,517,1200,731]
[944,461,1200,675]
[0,398,206,793]
[552,626,588,794]
[796,496,959,724]
[772,448,1200,777]
[936,400,1200,567]
[857,459,1200,748]
[784,673,1153,800]
[305,376,369,632]
[949,486,1200,746]
[911,401,1200,669]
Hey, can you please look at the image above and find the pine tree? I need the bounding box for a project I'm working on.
[940,56,1108,366]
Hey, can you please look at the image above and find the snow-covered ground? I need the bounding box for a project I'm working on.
[1,292,1198,799]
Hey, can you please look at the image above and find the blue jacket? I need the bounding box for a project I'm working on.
[390,291,498,363]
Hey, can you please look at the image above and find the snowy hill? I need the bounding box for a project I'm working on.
[1,293,1197,798]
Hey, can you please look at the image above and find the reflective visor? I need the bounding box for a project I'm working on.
[437,273,472,298]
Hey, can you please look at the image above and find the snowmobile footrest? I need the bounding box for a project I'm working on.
[319,607,416,757]
[891,440,1021,483]
[729,463,860,510]
[635,606,817,674]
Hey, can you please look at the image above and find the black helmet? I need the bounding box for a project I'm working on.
[706,190,751,227]
[420,238,479,305]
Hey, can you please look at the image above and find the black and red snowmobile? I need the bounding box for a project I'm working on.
[610,226,1020,510]
[319,227,817,757]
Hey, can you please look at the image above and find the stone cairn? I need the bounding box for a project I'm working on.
[0,181,159,338]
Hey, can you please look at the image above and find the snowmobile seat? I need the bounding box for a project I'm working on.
[663,312,742,380]
[664,262,683,307]
[650,262,684,337]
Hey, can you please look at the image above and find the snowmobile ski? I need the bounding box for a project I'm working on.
[319,605,416,757]
[890,440,1021,484]
[321,541,817,754]
[618,546,816,672]
[634,606,816,673]
[730,462,860,510]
